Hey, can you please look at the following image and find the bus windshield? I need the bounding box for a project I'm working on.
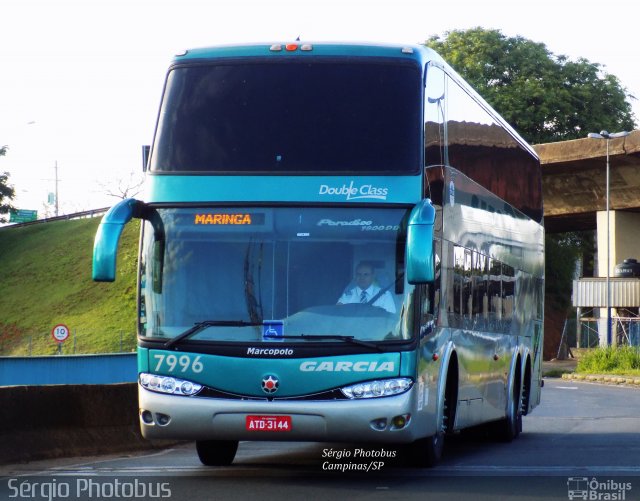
[139,207,414,343]
[150,59,421,174]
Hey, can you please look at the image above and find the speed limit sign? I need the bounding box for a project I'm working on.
[51,324,70,342]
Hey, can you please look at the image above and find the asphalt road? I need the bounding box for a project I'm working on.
[2,379,640,500]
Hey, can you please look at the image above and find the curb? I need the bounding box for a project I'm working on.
[561,373,640,387]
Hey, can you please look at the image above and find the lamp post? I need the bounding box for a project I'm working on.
[587,130,630,346]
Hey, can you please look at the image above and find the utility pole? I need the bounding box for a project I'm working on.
[54,160,59,216]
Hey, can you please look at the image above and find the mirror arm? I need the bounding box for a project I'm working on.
[92,198,145,282]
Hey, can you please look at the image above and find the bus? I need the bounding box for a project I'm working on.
[93,42,544,467]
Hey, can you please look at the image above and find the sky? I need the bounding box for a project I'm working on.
[1,0,639,217]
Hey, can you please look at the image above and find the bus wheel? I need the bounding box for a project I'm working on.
[423,428,445,467]
[406,393,448,468]
[406,378,452,467]
[196,440,239,466]
[493,375,522,442]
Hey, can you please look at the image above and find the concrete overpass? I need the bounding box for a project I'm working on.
[535,129,640,234]
[535,130,640,347]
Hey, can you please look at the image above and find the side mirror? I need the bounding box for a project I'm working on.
[92,198,144,282]
[406,199,436,284]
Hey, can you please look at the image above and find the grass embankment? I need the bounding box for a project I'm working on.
[0,217,139,355]
[577,346,640,377]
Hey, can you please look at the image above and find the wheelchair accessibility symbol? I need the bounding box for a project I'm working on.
[262,320,284,340]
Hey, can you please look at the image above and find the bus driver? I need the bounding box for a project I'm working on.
[337,261,396,314]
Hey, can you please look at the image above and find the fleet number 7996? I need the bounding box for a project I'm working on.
[153,353,204,374]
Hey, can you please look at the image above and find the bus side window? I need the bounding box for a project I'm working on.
[502,264,515,332]
[424,63,446,168]
[422,239,441,319]
[488,258,502,331]
[451,245,464,327]
[471,251,485,330]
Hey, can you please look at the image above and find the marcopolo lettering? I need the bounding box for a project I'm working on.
[299,360,395,372]
[247,347,294,356]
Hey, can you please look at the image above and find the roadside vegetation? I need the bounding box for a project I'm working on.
[576,347,640,377]
[0,217,139,356]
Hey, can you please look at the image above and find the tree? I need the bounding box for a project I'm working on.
[0,146,16,223]
[425,28,636,145]
[100,171,145,200]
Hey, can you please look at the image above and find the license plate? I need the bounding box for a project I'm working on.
[246,415,292,432]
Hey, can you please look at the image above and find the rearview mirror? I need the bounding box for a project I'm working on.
[406,199,436,284]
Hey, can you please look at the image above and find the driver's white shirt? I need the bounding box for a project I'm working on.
[337,285,396,313]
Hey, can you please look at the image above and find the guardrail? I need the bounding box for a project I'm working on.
[0,207,109,230]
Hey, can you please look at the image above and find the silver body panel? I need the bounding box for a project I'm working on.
[139,385,438,443]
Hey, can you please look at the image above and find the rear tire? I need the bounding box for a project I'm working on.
[493,374,522,442]
[196,440,239,466]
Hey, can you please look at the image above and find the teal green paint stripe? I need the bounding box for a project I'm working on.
[146,175,421,205]
[175,43,431,64]
[137,347,149,373]
[148,350,401,397]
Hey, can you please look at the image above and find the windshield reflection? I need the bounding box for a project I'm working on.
[139,207,414,343]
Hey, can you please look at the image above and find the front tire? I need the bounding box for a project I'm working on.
[406,364,456,467]
[196,440,239,466]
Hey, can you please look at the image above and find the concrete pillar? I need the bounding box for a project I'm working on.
[596,210,640,345]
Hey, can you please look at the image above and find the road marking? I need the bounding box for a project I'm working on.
[556,386,579,390]
[13,464,640,478]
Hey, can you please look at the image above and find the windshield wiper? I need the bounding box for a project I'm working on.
[164,320,262,349]
[272,334,384,351]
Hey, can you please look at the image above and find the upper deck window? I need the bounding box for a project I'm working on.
[150,59,421,174]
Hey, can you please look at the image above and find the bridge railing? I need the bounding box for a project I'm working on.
[0,207,109,230]
[0,329,136,357]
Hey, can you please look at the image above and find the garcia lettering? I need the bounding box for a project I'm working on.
[299,360,395,372]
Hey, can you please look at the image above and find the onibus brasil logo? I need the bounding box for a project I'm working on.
[567,477,632,500]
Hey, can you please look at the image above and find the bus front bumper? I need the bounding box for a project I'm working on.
[138,385,429,443]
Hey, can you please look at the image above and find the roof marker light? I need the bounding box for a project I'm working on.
[285,43,298,51]
[270,44,283,52]
[401,47,414,54]
[300,44,313,51]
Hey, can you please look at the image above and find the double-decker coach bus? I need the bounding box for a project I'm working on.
[93,42,544,467]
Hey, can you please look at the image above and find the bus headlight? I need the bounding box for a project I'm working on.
[341,378,413,399]
[139,373,203,396]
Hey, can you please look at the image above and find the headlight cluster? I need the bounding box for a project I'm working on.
[341,378,413,399]
[139,373,203,396]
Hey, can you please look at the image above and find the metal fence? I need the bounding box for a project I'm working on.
[567,317,640,349]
